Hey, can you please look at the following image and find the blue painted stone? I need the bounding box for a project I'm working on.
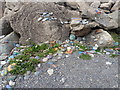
[47,55,53,59]
[9,55,14,59]
[47,62,54,65]
[0,65,3,70]
[35,56,40,59]
[78,51,84,54]
[105,49,114,52]
[13,51,19,56]
[69,34,76,40]
[113,42,119,46]
[6,85,12,90]
[15,44,20,47]
[29,45,34,47]
[69,41,74,44]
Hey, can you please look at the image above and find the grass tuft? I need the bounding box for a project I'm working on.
[79,54,92,60]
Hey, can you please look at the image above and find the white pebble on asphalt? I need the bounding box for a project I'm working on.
[1,61,6,65]
[106,62,112,65]
[47,68,54,76]
[9,80,15,86]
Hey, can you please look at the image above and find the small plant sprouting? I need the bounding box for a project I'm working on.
[110,54,119,58]
[79,54,92,60]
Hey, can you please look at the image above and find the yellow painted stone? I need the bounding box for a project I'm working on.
[7,63,16,71]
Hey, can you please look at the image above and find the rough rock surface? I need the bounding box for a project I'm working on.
[0,16,13,36]
[70,20,100,37]
[5,1,24,12]
[71,24,91,37]
[0,2,3,18]
[10,2,81,45]
[85,29,115,47]
[111,0,120,11]
[100,1,114,10]
[0,32,19,55]
[108,10,119,24]
[90,1,101,8]
[0,1,5,19]
[77,2,118,30]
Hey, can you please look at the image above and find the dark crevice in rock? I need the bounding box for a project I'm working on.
[55,2,79,11]
[2,20,13,35]
[91,26,102,30]
[109,28,120,34]
[14,31,21,38]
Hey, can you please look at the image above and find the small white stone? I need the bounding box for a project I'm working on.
[53,53,58,56]
[106,62,112,65]
[42,58,48,62]
[57,57,62,60]
[9,80,15,86]
[20,49,24,52]
[0,35,5,39]
[106,52,110,55]
[79,41,83,44]
[89,54,94,57]
[37,17,42,21]
[99,41,104,45]
[65,55,69,58]
[93,46,98,50]
[38,64,41,67]
[77,57,79,59]
[60,77,66,83]
[1,61,6,65]
[103,50,106,52]
[95,44,99,47]
[67,47,71,51]
[91,36,95,39]
[47,68,54,76]
[51,59,57,62]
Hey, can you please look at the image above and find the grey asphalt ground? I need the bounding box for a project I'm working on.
[14,52,119,88]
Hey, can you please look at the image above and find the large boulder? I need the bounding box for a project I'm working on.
[3,1,25,16]
[0,16,13,36]
[0,1,5,18]
[0,32,19,56]
[9,2,81,45]
[70,17,100,37]
[0,1,3,18]
[5,1,24,12]
[108,10,119,24]
[111,0,120,11]
[77,2,118,30]
[100,0,115,10]
[90,1,101,8]
[85,29,115,47]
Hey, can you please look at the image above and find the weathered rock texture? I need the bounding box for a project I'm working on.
[77,2,118,30]
[0,1,5,18]
[9,2,81,45]
[111,0,120,11]
[85,29,115,47]
[0,16,13,36]
[0,32,19,55]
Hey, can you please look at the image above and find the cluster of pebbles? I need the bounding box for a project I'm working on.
[0,36,119,89]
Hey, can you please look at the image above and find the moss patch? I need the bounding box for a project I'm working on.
[9,43,60,75]
[79,54,92,60]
